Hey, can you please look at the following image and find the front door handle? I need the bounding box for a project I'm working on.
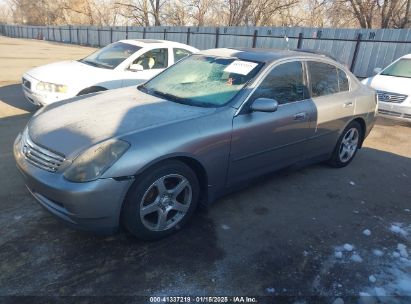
[294,112,307,120]
[343,102,354,108]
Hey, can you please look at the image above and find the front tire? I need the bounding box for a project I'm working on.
[122,160,200,240]
[328,121,362,168]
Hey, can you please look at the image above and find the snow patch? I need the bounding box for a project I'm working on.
[266,287,275,293]
[351,253,363,263]
[390,223,409,237]
[362,229,371,236]
[372,249,384,257]
[349,181,355,186]
[369,275,376,283]
[343,244,354,252]
[332,298,344,304]
[221,224,230,230]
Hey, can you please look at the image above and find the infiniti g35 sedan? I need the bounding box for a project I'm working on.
[14,48,377,240]
[21,39,198,106]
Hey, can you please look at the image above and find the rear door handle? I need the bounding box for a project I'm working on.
[343,102,353,108]
[294,112,307,120]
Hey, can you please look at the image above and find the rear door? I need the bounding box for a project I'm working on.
[303,61,354,159]
[227,60,316,185]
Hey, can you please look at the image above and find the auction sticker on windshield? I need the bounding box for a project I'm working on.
[224,60,258,75]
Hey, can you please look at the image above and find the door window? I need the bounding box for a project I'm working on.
[173,48,192,62]
[250,61,307,104]
[308,62,339,97]
[133,48,168,70]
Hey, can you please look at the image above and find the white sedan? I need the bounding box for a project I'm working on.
[362,54,411,122]
[22,39,198,106]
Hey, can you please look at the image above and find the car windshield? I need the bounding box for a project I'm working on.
[380,58,411,78]
[140,55,263,107]
[80,42,141,69]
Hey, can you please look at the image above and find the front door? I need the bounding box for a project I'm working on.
[228,61,316,185]
[121,48,170,87]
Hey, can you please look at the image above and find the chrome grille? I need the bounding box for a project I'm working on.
[377,91,407,104]
[21,130,65,172]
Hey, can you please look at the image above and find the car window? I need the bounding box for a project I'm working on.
[250,61,307,104]
[308,62,339,97]
[133,48,168,70]
[81,42,141,69]
[338,69,350,92]
[174,48,192,62]
[380,58,411,78]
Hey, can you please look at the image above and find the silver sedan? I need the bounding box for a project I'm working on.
[14,48,377,240]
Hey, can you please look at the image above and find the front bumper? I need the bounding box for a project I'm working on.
[13,133,134,233]
[378,101,411,122]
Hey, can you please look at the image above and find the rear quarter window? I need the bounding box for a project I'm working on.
[308,62,339,97]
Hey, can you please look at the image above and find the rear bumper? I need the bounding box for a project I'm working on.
[378,102,411,122]
[13,133,134,233]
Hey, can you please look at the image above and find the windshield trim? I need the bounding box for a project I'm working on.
[139,55,264,108]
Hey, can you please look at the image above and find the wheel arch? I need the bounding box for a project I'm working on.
[351,117,366,148]
[132,154,209,205]
[77,86,108,96]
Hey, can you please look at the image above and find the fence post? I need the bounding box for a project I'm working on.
[143,27,146,39]
[69,25,72,43]
[163,28,167,40]
[31,27,34,39]
[98,27,101,47]
[125,26,129,39]
[297,32,303,49]
[350,33,362,72]
[86,27,89,45]
[110,27,113,43]
[215,27,220,48]
[77,27,79,44]
[186,27,191,45]
[59,27,62,42]
[252,29,258,48]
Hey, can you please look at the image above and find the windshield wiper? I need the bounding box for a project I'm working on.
[80,59,112,69]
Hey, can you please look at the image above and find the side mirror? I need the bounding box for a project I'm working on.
[373,67,382,74]
[250,98,279,113]
[129,64,144,72]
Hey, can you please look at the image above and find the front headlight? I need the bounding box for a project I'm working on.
[36,81,68,93]
[63,139,130,183]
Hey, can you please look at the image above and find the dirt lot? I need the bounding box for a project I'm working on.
[0,36,410,302]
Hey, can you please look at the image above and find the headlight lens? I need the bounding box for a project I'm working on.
[36,81,68,93]
[63,139,130,182]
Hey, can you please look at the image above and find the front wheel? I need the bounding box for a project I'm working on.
[122,160,200,240]
[328,121,362,168]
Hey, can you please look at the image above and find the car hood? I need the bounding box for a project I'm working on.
[362,75,411,95]
[25,60,104,84]
[28,87,215,158]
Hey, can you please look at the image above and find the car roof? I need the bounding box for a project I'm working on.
[198,47,336,64]
[400,54,411,59]
[118,39,193,49]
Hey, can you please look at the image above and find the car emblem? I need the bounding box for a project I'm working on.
[380,94,391,101]
[22,145,28,155]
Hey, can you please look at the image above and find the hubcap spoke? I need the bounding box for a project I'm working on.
[154,177,167,195]
[141,198,160,216]
[172,201,189,213]
[171,178,189,199]
[156,209,168,230]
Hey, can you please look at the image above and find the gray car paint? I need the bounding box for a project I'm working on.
[14,48,377,232]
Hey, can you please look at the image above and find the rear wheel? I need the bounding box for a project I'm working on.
[328,121,362,168]
[122,160,199,240]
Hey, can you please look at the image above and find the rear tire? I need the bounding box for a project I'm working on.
[328,121,362,168]
[122,160,200,240]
